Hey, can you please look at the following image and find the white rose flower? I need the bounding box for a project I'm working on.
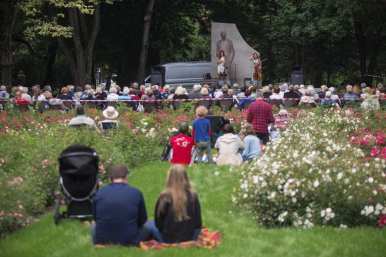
[313,180,319,188]
[337,172,343,180]
[243,194,248,199]
[368,177,374,183]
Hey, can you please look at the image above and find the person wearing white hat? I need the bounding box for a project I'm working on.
[99,106,120,130]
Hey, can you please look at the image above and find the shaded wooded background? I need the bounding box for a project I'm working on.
[1,0,386,89]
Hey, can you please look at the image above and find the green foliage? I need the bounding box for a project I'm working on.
[0,106,248,237]
[1,162,386,256]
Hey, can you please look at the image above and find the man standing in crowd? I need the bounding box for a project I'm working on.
[91,164,151,246]
[169,122,194,165]
[247,92,274,144]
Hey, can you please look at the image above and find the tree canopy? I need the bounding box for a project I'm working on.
[1,0,386,88]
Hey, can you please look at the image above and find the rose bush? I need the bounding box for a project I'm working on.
[235,109,386,228]
[0,105,245,237]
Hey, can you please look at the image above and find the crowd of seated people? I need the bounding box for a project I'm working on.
[1,81,385,114]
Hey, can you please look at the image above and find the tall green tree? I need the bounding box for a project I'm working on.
[0,0,20,87]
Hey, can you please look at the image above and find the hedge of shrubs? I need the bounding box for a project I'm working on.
[235,109,386,228]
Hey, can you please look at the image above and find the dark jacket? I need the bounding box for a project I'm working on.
[155,191,202,243]
[94,183,148,246]
[263,92,272,99]
[173,94,189,100]
[188,91,201,99]
[284,91,300,99]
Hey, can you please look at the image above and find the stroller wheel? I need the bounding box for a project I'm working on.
[54,199,60,226]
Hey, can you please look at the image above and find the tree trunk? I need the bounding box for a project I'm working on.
[55,5,100,88]
[354,18,367,82]
[0,1,19,89]
[106,70,112,89]
[327,39,332,86]
[41,41,58,86]
[366,40,384,86]
[138,0,155,85]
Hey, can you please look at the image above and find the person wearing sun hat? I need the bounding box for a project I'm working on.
[99,106,120,129]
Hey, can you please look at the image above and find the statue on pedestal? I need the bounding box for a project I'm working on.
[216,31,235,82]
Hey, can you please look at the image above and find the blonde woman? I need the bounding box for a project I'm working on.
[152,165,202,243]
[173,86,189,100]
[240,122,262,161]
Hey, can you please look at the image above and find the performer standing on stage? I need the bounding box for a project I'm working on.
[217,51,227,82]
[249,53,262,88]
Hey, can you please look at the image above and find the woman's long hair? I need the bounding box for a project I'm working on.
[218,51,225,61]
[240,122,255,141]
[157,165,196,222]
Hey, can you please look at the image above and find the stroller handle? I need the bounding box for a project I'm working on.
[58,152,98,161]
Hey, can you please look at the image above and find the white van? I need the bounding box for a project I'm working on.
[145,62,211,89]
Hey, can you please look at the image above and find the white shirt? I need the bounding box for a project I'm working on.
[36,95,46,101]
[107,93,119,101]
[270,93,283,100]
[214,91,223,98]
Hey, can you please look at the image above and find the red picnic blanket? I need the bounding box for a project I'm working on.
[139,228,222,250]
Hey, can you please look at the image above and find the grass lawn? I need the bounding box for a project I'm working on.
[0,162,385,257]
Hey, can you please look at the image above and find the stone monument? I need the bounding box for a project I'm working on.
[211,22,260,87]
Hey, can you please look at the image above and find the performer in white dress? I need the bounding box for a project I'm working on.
[217,51,227,81]
[249,53,262,88]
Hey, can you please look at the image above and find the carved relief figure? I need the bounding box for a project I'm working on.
[216,31,235,79]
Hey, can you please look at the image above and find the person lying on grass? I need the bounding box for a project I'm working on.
[91,164,152,246]
[151,164,202,243]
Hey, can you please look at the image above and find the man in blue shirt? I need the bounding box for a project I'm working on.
[91,164,151,246]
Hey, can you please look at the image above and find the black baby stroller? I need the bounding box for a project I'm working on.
[54,145,99,225]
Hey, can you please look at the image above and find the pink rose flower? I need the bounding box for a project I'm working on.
[371,149,380,157]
